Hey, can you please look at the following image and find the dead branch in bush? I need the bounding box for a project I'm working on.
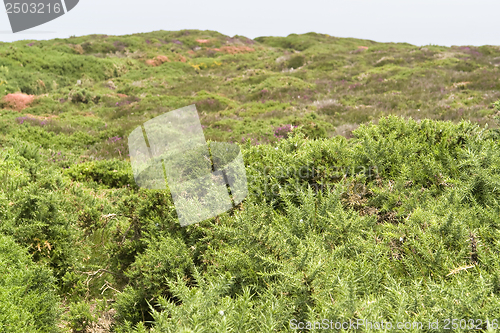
[75,268,125,290]
[100,280,121,294]
[446,264,476,277]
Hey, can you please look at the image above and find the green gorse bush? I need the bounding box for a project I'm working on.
[1,29,500,332]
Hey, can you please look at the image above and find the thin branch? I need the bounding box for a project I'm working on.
[328,291,336,306]
[75,268,124,278]
[446,264,476,277]
[101,280,121,294]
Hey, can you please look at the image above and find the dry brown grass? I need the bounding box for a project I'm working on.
[24,113,58,120]
[88,308,116,333]
[68,44,84,54]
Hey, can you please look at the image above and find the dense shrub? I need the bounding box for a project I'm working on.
[286,55,305,69]
[66,301,98,332]
[114,235,193,324]
[69,88,102,104]
[254,33,317,51]
[2,30,500,331]
[13,125,100,150]
[91,114,500,332]
[0,234,60,332]
[65,159,136,189]
[0,142,81,282]
[195,97,228,113]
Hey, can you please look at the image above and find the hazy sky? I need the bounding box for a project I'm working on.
[1,0,499,46]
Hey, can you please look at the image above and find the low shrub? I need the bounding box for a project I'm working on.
[69,88,101,104]
[0,234,60,332]
[286,55,305,69]
[66,301,98,332]
[65,159,136,189]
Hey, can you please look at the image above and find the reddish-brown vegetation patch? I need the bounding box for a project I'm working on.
[352,46,369,54]
[207,46,255,54]
[176,54,187,62]
[226,36,255,45]
[1,93,36,111]
[145,55,171,66]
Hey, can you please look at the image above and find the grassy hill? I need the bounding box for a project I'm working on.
[1,29,500,154]
[1,30,500,332]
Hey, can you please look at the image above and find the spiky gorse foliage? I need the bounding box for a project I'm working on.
[2,29,500,331]
[0,234,60,332]
[4,113,500,331]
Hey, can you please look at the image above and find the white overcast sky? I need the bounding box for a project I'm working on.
[0,0,499,46]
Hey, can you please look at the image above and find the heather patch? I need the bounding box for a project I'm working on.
[273,124,295,139]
